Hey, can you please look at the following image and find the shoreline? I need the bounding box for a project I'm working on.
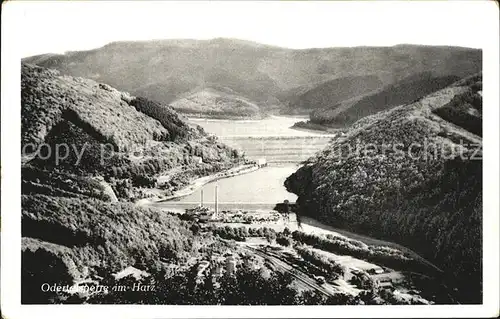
[184,114,267,121]
[135,163,261,206]
[188,114,310,122]
[289,124,338,135]
[290,121,343,134]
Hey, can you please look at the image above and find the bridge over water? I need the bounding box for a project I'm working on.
[219,134,335,163]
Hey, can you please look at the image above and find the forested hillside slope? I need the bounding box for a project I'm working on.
[22,64,241,200]
[285,74,483,303]
[170,88,262,119]
[21,64,246,303]
[286,75,384,114]
[23,39,481,117]
[308,72,461,126]
[22,195,200,303]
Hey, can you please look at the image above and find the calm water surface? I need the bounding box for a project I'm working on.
[156,116,318,210]
[167,165,298,210]
[189,115,315,137]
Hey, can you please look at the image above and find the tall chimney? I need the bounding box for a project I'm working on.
[200,189,204,207]
[215,184,219,216]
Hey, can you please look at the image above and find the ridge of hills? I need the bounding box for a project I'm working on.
[285,74,384,115]
[305,72,461,127]
[23,39,481,118]
[22,63,241,191]
[285,74,483,303]
[291,73,463,132]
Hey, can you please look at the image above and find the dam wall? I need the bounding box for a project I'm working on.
[219,135,334,163]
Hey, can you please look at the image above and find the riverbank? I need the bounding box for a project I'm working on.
[135,163,261,206]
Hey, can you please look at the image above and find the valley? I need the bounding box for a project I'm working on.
[19,41,483,306]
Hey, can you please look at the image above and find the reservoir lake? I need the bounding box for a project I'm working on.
[153,116,333,211]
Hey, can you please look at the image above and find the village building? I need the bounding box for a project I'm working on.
[256,158,267,168]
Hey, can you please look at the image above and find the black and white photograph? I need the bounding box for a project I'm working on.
[1,1,499,318]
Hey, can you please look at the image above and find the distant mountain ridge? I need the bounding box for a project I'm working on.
[23,38,482,118]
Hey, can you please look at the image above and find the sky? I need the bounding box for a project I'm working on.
[4,1,497,58]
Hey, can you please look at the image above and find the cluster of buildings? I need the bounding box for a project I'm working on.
[219,211,281,224]
[184,183,285,224]
[195,250,238,283]
[195,250,265,285]
[350,266,402,291]
[185,185,220,222]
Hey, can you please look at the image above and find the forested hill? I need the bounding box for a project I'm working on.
[308,72,461,126]
[23,39,481,116]
[285,74,483,303]
[286,75,384,114]
[21,63,245,303]
[21,63,241,185]
[169,88,263,119]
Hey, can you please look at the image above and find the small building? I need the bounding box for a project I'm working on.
[198,211,215,222]
[225,255,236,276]
[256,158,267,168]
[211,262,223,279]
[368,267,384,275]
[377,278,393,290]
[192,156,203,164]
[197,260,210,277]
[185,206,216,222]
[113,266,150,281]
[313,275,326,285]
[242,255,262,271]
[156,176,171,187]
[243,258,253,269]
